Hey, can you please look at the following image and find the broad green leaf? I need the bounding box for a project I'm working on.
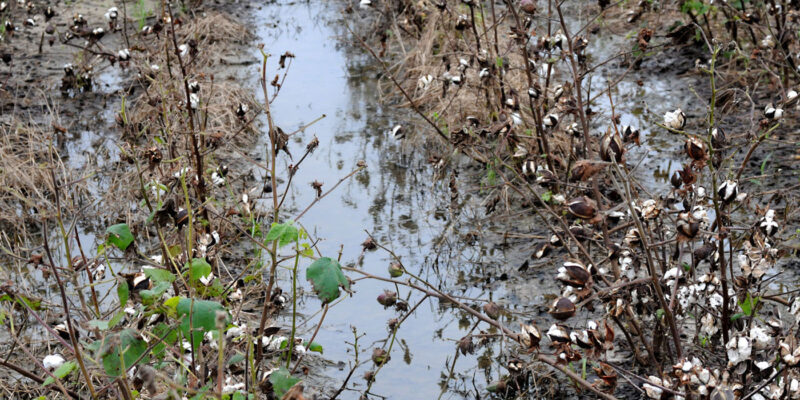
[98,329,149,376]
[305,257,349,304]
[84,340,102,353]
[163,296,180,316]
[265,221,299,247]
[144,267,176,284]
[140,281,171,305]
[42,360,77,386]
[108,311,125,328]
[187,258,212,283]
[269,367,301,398]
[168,245,182,257]
[176,298,229,351]
[106,223,134,251]
[151,322,178,360]
[198,278,225,298]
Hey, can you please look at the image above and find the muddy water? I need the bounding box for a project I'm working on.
[246,2,504,398]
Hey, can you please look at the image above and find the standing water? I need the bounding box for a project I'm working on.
[248,1,502,397]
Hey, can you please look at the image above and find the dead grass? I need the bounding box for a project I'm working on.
[360,0,578,165]
[0,123,89,236]
[98,9,262,217]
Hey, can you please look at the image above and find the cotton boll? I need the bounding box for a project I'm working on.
[663,108,686,130]
[43,354,65,371]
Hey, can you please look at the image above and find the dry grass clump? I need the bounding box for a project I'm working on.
[0,123,88,236]
[353,0,579,171]
[99,9,261,217]
[149,10,254,70]
[127,9,259,147]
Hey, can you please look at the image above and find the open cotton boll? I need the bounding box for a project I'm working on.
[43,354,65,371]
[726,336,752,366]
[663,108,686,130]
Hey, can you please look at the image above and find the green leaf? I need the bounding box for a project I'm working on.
[269,367,301,398]
[541,191,552,203]
[145,267,176,284]
[176,298,229,352]
[140,281,171,305]
[42,360,77,386]
[739,293,760,316]
[305,341,323,354]
[227,352,246,366]
[681,0,710,15]
[163,296,180,315]
[151,322,178,360]
[198,278,225,298]
[189,385,212,400]
[106,223,134,251]
[12,294,42,310]
[84,340,102,353]
[299,243,314,258]
[88,319,111,330]
[265,221,299,247]
[108,311,125,328]
[117,277,129,306]
[731,312,745,321]
[760,152,773,175]
[187,258,212,283]
[305,257,349,304]
[485,164,497,186]
[98,329,149,377]
[168,245,182,257]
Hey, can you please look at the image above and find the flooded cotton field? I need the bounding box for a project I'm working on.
[2,0,800,399]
